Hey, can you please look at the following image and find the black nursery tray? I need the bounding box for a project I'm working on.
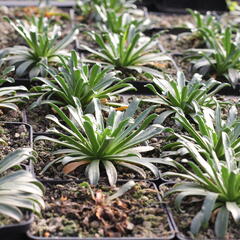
[27,180,175,240]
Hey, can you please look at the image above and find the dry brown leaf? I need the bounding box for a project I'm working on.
[115,106,128,111]
[43,232,50,237]
[60,196,67,201]
[63,160,89,174]
[100,98,108,104]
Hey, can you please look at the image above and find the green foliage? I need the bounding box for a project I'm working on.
[164,135,240,238]
[163,104,240,161]
[145,71,228,123]
[31,50,135,110]
[24,15,58,35]
[226,0,240,11]
[35,98,174,186]
[98,10,149,34]
[0,50,16,84]
[0,63,29,111]
[0,148,44,222]
[3,16,78,79]
[82,25,171,76]
[185,27,240,87]
[96,0,137,13]
[76,0,137,19]
[187,9,221,38]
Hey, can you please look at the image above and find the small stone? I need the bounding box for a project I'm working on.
[126,221,134,230]
[90,221,99,228]
[143,221,152,228]
[0,6,9,15]
[14,133,20,138]
[151,138,158,143]
[155,108,163,113]
[141,196,149,201]
[98,229,104,235]
[9,110,19,118]
[18,125,27,133]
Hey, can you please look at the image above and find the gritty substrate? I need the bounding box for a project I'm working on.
[0,122,30,159]
[30,181,172,238]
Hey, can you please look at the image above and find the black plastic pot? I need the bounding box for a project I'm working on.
[2,78,31,88]
[0,213,34,240]
[0,122,34,240]
[27,180,175,240]
[150,0,228,13]
[158,182,187,240]
[217,85,240,96]
[144,27,191,37]
[121,81,155,95]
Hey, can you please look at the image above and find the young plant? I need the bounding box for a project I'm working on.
[163,104,240,161]
[185,27,240,87]
[0,66,29,111]
[35,98,174,186]
[0,148,44,222]
[82,25,171,76]
[0,59,15,85]
[3,17,78,79]
[24,15,59,35]
[98,10,149,34]
[145,71,228,123]
[187,9,221,39]
[97,0,137,13]
[76,0,136,20]
[31,50,135,110]
[163,135,240,238]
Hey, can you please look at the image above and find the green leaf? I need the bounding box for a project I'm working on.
[226,202,240,222]
[215,206,229,239]
[103,160,118,186]
[87,160,100,185]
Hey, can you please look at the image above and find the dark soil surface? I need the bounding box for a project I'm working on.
[0,108,23,122]
[0,6,74,49]
[25,102,53,134]
[160,183,240,239]
[0,122,31,158]
[0,6,22,48]
[30,181,173,238]
[159,33,202,54]
[148,13,193,29]
[173,54,193,79]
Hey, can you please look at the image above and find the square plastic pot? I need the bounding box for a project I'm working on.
[27,180,176,240]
